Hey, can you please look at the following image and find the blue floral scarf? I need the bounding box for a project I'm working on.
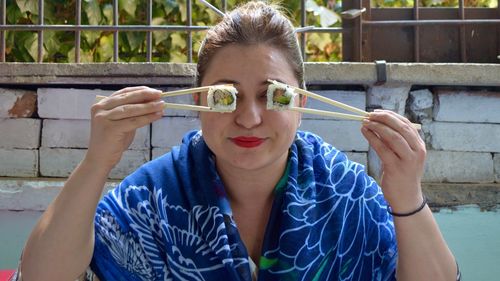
[91,130,397,281]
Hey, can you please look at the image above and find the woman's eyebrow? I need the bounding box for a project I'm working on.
[264,78,286,85]
[212,79,240,85]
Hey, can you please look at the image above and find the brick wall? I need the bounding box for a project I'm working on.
[0,63,499,210]
[2,85,499,183]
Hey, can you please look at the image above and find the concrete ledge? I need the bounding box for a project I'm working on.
[1,63,499,86]
[1,178,498,211]
[423,183,500,211]
[0,178,117,211]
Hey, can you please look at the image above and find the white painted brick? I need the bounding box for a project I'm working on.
[39,147,149,179]
[152,148,170,160]
[0,179,117,211]
[423,150,494,183]
[300,120,368,152]
[0,88,37,118]
[38,88,114,119]
[0,149,38,177]
[345,152,367,168]
[429,122,500,152]
[109,150,150,179]
[0,118,41,149]
[434,90,500,123]
[42,119,150,149]
[302,90,365,120]
[161,87,198,117]
[408,89,433,121]
[494,154,500,183]
[152,117,200,148]
[367,85,411,115]
[39,148,85,177]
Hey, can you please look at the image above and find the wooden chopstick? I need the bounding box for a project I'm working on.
[162,102,224,112]
[94,84,235,102]
[290,107,366,121]
[291,106,421,129]
[267,79,368,116]
[267,79,421,129]
[160,84,234,98]
[93,96,228,113]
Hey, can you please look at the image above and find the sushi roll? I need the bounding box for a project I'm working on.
[266,81,296,111]
[207,85,238,112]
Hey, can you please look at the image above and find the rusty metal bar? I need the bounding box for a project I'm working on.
[0,25,343,33]
[363,19,500,26]
[300,0,306,61]
[199,0,224,17]
[0,0,5,62]
[459,0,466,62]
[113,0,118,62]
[75,0,81,63]
[356,0,363,61]
[363,0,371,62]
[146,0,152,62]
[0,25,210,32]
[187,0,193,63]
[38,0,44,62]
[413,0,420,62]
[222,0,227,12]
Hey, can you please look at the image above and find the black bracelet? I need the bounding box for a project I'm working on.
[388,195,428,217]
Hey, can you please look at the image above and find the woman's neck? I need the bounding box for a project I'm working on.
[215,153,288,207]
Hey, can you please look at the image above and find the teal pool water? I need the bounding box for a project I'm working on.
[1,206,499,280]
[433,206,500,281]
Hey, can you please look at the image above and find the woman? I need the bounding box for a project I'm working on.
[17,2,458,280]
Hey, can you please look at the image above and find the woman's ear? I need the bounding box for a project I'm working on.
[192,92,200,105]
[300,95,307,107]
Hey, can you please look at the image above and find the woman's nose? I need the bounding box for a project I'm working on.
[234,98,263,129]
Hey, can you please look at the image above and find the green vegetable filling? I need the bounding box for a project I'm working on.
[274,95,291,105]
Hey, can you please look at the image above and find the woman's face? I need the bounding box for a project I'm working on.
[200,44,301,172]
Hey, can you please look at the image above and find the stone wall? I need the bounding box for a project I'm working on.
[1,62,499,210]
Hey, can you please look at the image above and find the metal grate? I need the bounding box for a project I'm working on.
[0,0,499,63]
[343,0,500,62]
[0,0,343,63]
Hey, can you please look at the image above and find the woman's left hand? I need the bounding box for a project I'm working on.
[361,109,426,213]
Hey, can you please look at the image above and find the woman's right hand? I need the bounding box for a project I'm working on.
[86,86,164,170]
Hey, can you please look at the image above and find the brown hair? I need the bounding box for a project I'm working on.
[196,1,304,88]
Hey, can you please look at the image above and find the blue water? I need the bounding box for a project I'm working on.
[1,206,499,280]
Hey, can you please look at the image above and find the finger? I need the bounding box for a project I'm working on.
[99,87,162,110]
[369,110,423,151]
[361,125,399,165]
[112,111,163,132]
[106,100,165,121]
[111,86,150,97]
[362,119,413,160]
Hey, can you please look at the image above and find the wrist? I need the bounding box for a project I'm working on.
[388,194,428,217]
[81,153,116,175]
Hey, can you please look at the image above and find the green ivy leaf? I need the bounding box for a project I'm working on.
[16,0,38,15]
[43,31,61,55]
[98,34,114,62]
[119,0,137,17]
[170,33,186,49]
[126,32,145,51]
[24,32,38,61]
[84,0,102,25]
[6,3,23,24]
[308,33,330,50]
[102,4,114,25]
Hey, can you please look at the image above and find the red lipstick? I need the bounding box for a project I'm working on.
[231,136,265,148]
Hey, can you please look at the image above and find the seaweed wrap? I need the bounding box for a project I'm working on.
[207,85,238,112]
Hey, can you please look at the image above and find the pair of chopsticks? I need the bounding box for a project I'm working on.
[94,85,234,112]
[267,79,421,130]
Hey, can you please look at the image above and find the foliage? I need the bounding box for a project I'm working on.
[3,0,497,63]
